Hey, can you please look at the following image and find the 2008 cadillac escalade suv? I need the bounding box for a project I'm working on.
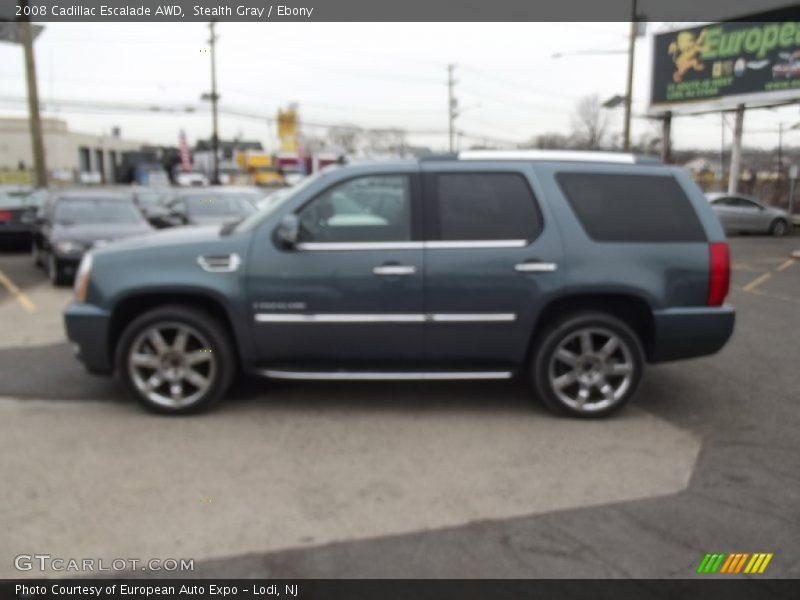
[64,151,735,417]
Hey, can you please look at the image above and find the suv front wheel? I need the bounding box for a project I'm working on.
[530,311,644,418]
[115,305,236,414]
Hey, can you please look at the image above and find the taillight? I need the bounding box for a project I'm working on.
[0,211,11,222]
[708,242,730,306]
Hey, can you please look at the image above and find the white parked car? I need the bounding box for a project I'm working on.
[174,171,210,187]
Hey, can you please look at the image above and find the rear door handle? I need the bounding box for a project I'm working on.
[373,265,416,276]
[515,261,558,273]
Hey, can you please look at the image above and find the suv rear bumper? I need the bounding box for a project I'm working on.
[64,302,113,375]
[650,306,735,362]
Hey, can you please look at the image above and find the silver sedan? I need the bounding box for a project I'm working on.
[706,193,792,237]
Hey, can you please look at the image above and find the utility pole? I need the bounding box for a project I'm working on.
[728,104,745,195]
[20,13,47,188]
[777,122,784,176]
[660,111,672,164]
[447,64,456,153]
[622,0,637,152]
[208,22,220,185]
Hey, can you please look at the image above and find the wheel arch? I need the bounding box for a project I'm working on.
[528,292,656,362]
[108,290,242,367]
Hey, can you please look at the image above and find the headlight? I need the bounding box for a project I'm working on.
[73,253,93,303]
[54,240,85,255]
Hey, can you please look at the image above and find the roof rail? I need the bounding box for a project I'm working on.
[418,153,458,162]
[457,150,660,165]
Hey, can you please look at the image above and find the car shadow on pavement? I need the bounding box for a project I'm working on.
[0,340,686,424]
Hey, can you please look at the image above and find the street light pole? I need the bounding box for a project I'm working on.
[622,0,637,152]
[447,64,456,153]
[728,104,745,195]
[208,21,220,185]
[20,13,47,188]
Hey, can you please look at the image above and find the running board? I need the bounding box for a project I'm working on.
[257,369,514,381]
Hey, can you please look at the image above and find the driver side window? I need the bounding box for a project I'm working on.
[297,175,411,243]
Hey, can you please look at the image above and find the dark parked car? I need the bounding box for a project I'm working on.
[0,187,48,244]
[64,151,734,416]
[33,190,153,285]
[131,187,179,229]
[158,188,259,227]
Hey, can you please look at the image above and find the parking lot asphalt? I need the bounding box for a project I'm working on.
[0,234,798,579]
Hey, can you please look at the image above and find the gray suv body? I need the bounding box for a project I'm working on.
[64,151,735,417]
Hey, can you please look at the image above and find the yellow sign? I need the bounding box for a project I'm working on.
[0,171,32,185]
[277,109,298,153]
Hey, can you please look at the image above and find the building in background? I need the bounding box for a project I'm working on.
[0,117,143,185]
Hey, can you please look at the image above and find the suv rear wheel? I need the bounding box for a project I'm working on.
[530,311,644,418]
[115,305,236,414]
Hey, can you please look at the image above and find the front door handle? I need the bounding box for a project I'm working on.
[373,265,416,276]
[515,261,558,273]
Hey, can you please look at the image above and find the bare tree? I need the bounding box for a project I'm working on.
[571,95,609,150]
[327,125,361,153]
[527,132,574,150]
[363,128,407,154]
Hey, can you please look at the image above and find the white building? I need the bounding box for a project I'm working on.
[0,117,143,184]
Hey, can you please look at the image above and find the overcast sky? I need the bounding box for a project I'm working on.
[1,22,799,153]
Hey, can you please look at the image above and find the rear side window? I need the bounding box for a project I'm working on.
[556,173,706,242]
[434,173,541,240]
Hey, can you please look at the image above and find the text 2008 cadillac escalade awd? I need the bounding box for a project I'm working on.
[64,151,734,417]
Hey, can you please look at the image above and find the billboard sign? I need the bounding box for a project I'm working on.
[650,21,800,110]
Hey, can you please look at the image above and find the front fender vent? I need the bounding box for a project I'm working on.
[197,253,241,273]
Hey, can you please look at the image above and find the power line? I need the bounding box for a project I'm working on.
[0,94,524,146]
[460,65,576,100]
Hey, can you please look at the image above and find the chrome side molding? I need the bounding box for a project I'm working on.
[429,313,516,322]
[255,312,518,324]
[255,313,425,323]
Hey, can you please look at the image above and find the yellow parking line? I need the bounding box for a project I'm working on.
[776,259,795,272]
[0,269,37,313]
[742,272,771,293]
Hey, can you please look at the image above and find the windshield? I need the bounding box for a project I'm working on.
[234,174,322,233]
[54,198,144,225]
[184,193,258,217]
[135,192,171,208]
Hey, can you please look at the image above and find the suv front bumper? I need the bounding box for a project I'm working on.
[64,302,113,375]
[650,306,735,362]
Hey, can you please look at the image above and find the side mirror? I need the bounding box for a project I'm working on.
[276,213,300,247]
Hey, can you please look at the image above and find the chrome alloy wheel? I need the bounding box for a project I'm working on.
[548,327,634,413]
[127,321,216,409]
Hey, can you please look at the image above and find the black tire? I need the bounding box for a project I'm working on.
[770,219,789,237]
[115,304,236,415]
[47,252,69,286]
[529,311,645,418]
